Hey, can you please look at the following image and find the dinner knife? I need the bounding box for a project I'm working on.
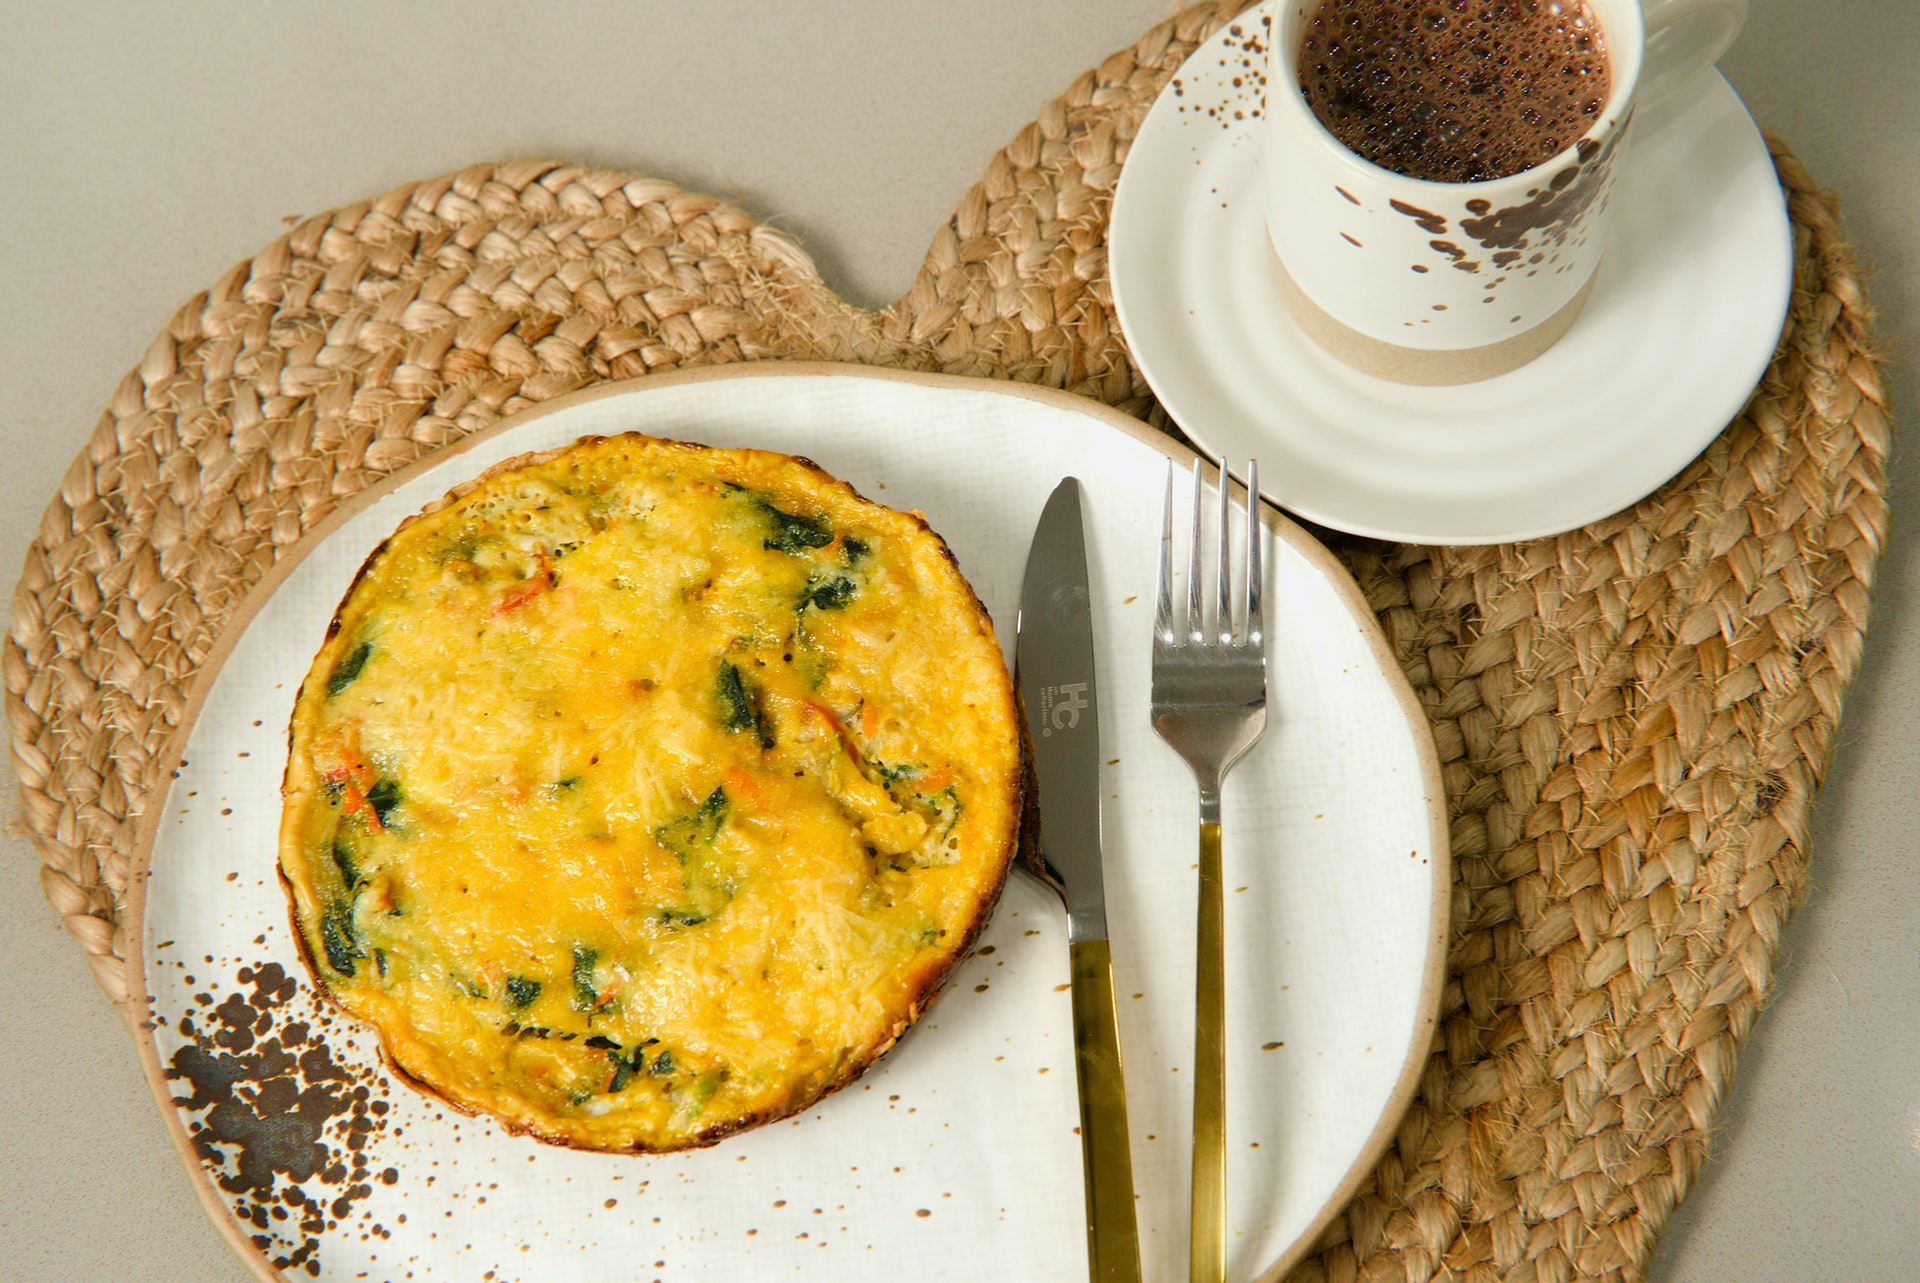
[1015,478,1142,1283]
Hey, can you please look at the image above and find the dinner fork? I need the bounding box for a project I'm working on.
[1151,459,1268,1283]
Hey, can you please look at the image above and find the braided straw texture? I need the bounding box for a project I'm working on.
[6,2,1887,1279]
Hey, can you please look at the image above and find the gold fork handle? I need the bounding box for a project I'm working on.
[1191,819,1227,1283]
[1070,936,1144,1283]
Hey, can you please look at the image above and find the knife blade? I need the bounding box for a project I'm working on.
[1016,477,1142,1283]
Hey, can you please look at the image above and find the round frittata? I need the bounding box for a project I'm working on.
[278,433,1023,1151]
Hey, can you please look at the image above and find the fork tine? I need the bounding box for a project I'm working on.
[1245,459,1263,648]
[1216,461,1233,644]
[1187,460,1204,645]
[1155,461,1175,643]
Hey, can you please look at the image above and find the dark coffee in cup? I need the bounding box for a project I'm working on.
[1297,0,1611,184]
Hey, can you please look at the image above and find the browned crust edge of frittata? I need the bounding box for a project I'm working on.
[277,430,1032,1154]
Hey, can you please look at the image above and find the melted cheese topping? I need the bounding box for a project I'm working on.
[279,435,1021,1151]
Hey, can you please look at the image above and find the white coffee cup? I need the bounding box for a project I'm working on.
[1264,0,1747,385]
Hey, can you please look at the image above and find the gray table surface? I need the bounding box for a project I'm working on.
[2,2,1914,1279]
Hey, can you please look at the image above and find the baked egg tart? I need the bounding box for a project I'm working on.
[278,433,1023,1151]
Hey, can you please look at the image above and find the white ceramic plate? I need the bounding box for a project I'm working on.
[129,365,1447,1283]
[1109,1,1793,545]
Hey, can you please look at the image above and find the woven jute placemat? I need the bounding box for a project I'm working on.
[8,1,1887,1279]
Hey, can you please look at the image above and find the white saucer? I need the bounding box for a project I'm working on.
[1109,2,1793,545]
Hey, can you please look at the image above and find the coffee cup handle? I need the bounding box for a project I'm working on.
[1639,0,1748,107]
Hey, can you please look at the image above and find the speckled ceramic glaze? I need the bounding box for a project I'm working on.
[1263,0,1747,380]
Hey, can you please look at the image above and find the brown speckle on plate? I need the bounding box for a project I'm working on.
[164,960,394,1276]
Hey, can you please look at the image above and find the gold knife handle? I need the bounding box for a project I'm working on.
[1191,820,1227,1283]
[1070,936,1143,1283]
